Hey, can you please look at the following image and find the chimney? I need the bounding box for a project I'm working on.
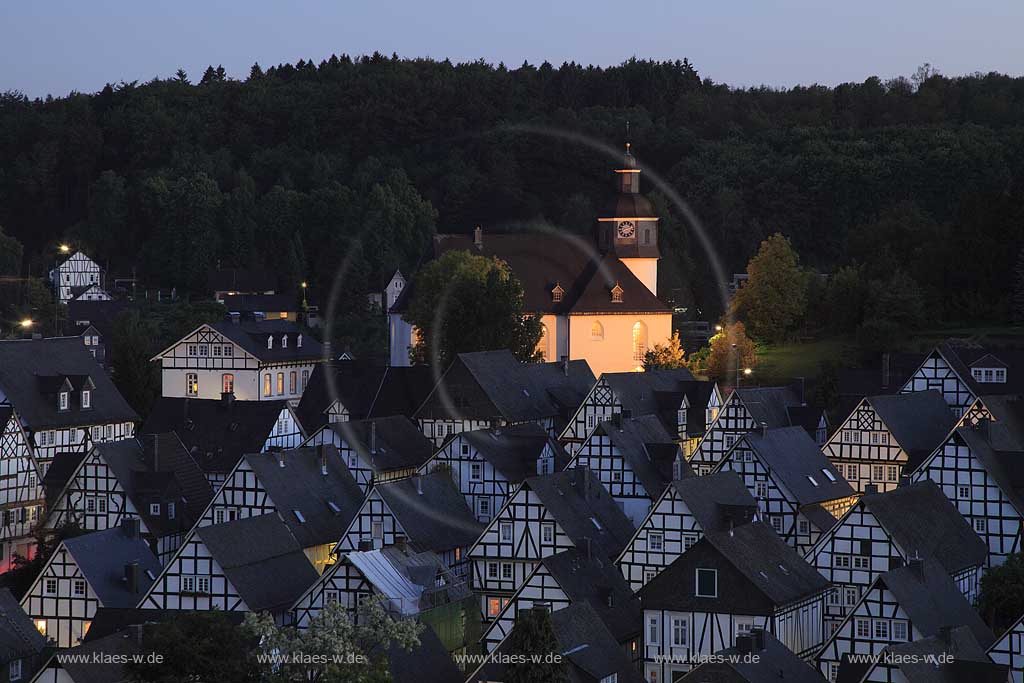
[416,477,424,495]
[561,355,569,376]
[735,634,752,654]
[394,534,408,551]
[881,352,891,388]
[760,421,768,437]
[908,553,925,580]
[121,517,139,539]
[473,226,483,249]
[318,444,329,476]
[612,412,623,431]
[124,561,140,593]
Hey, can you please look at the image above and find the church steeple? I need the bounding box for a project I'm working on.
[616,141,641,194]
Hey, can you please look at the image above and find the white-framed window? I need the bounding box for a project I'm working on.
[477,498,491,518]
[267,337,273,349]
[168,502,176,520]
[671,617,688,646]
[324,589,340,604]
[58,392,69,411]
[487,597,504,617]
[9,658,22,681]
[797,519,810,535]
[499,522,513,543]
[371,521,383,539]
[181,576,195,593]
[958,485,970,499]
[880,433,889,445]
[770,515,783,533]
[501,563,513,580]
[469,463,482,481]
[644,570,656,585]
[487,562,498,580]
[834,555,851,569]
[276,372,284,395]
[683,533,698,551]
[612,471,623,483]
[873,619,889,639]
[44,578,57,595]
[974,518,986,533]
[647,615,660,645]
[289,371,297,394]
[892,620,908,641]
[755,481,768,498]
[542,523,554,544]
[648,532,664,552]
[186,373,199,397]
[104,425,112,439]
[224,345,233,356]
[828,662,839,682]
[196,576,211,594]
[81,390,91,408]
[198,344,209,357]
[73,579,86,597]
[855,618,870,638]
[853,556,870,570]
[263,374,272,397]
[86,498,96,513]
[695,568,717,597]
[214,509,225,524]
[149,503,161,516]
[187,344,197,356]
[887,465,898,481]
[844,586,859,606]
[724,434,736,449]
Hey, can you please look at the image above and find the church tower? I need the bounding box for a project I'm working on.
[596,141,660,295]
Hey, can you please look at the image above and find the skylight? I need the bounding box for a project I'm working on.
[822,469,836,482]
[590,517,602,530]
[294,510,306,523]
[327,501,341,514]
[807,475,819,487]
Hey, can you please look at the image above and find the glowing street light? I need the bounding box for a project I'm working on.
[714,324,723,332]
[58,244,70,254]
[19,318,33,329]
[743,368,753,376]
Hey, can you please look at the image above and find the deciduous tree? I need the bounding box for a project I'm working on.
[731,233,808,343]
[704,322,757,382]
[643,332,688,370]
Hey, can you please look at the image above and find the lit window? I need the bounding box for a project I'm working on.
[289,371,297,394]
[196,577,210,594]
[282,335,288,349]
[222,374,234,394]
[631,321,647,361]
[277,372,284,395]
[224,345,233,356]
[591,321,604,340]
[263,374,272,397]
[371,521,383,539]
[33,620,46,636]
[186,373,199,397]
[488,598,502,617]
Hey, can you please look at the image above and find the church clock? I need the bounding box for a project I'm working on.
[617,220,636,239]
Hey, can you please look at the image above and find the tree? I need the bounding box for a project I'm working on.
[505,607,568,683]
[824,265,867,333]
[174,69,189,84]
[1,523,83,600]
[857,271,926,351]
[704,322,757,383]
[0,225,23,277]
[111,309,160,416]
[978,552,1024,634]
[404,251,542,366]
[643,332,688,370]
[128,611,261,683]
[731,233,808,343]
[245,595,422,682]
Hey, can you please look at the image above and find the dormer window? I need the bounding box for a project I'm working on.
[297,334,303,348]
[551,282,565,303]
[972,367,1006,383]
[58,392,69,411]
[267,336,273,350]
[81,390,91,409]
[282,335,288,349]
[610,282,624,303]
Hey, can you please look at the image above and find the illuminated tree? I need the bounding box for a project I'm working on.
[705,322,757,382]
[643,332,688,371]
[731,233,808,343]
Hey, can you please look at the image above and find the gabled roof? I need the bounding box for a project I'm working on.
[241,447,363,549]
[388,623,464,683]
[654,380,717,437]
[974,395,1024,450]
[682,631,827,682]
[734,386,804,430]
[62,526,162,608]
[341,546,469,617]
[208,320,322,363]
[740,427,853,505]
[0,337,137,430]
[295,361,435,433]
[0,588,46,661]
[523,469,635,560]
[954,427,1024,516]
[667,471,759,533]
[322,416,434,473]
[40,629,141,683]
[414,350,594,423]
[877,558,994,648]
[373,472,484,554]
[142,396,289,475]
[860,480,987,573]
[595,415,680,498]
[937,341,1024,395]
[42,450,88,506]
[601,368,696,416]
[208,267,277,294]
[195,513,319,612]
[880,625,1008,683]
[866,390,955,468]
[461,423,570,484]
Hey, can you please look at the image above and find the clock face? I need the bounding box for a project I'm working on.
[617,220,636,239]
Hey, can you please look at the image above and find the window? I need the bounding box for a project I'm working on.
[488,598,503,617]
[892,620,908,641]
[289,371,297,394]
[469,463,482,481]
[186,373,199,397]
[282,335,288,349]
[168,502,176,520]
[855,619,871,638]
[181,576,195,593]
[974,518,986,533]
[73,579,86,596]
[222,374,234,393]
[371,521,383,539]
[870,432,879,445]
[86,497,96,513]
[44,578,57,595]
[755,481,768,498]
[958,485,970,499]
[9,658,22,681]
[631,322,647,361]
[844,587,859,606]
[301,369,309,391]
[224,345,233,356]
[695,568,718,597]
[873,620,889,639]
[213,345,222,356]
[477,498,491,518]
[196,577,211,594]
[828,663,839,683]
[263,374,272,397]
[880,433,889,445]
[853,556,870,570]
[647,615,660,644]
[542,523,554,544]
[736,619,754,637]
[648,532,664,552]
[276,372,284,395]
[81,390,91,409]
[215,509,225,524]
[58,392,69,411]
[97,498,106,513]
[724,434,736,449]
[683,533,698,551]
[500,522,513,543]
[501,563,513,580]
[644,570,656,584]
[850,431,861,444]
[612,471,623,483]
[798,519,810,535]
[150,503,161,516]
[887,466,898,482]
[267,336,273,349]
[591,321,604,340]
[671,617,688,646]
[770,516,783,533]
[487,563,499,579]
[187,344,197,356]
[460,443,471,456]
[872,465,884,482]
[324,590,340,604]
[834,555,851,569]
[198,344,209,357]
[846,464,858,481]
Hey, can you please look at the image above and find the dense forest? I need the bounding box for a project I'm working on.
[2,56,1023,332]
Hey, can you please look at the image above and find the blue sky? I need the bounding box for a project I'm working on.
[3,1,1022,97]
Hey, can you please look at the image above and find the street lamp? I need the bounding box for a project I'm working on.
[714,324,723,333]
[301,281,308,309]
[19,318,33,329]
[58,244,70,255]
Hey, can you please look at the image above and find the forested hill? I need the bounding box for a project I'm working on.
[2,56,1023,322]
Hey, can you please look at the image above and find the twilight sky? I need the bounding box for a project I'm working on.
[3,1,1022,98]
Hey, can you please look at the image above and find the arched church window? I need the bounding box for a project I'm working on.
[632,322,648,362]
[591,321,604,341]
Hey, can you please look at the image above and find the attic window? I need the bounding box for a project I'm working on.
[297,334,303,348]
[267,336,273,349]
[294,510,306,523]
[58,391,69,411]
[807,475,819,487]
[590,517,603,530]
[610,282,624,303]
[81,390,91,409]
[822,469,836,482]
[551,282,565,303]
[282,335,288,349]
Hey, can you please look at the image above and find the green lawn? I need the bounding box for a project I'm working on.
[754,337,851,385]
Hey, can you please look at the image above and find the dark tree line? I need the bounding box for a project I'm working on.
[2,55,1024,332]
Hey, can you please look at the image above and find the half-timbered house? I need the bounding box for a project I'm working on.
[689,386,826,475]
[196,446,362,572]
[680,629,827,683]
[570,414,686,526]
[617,471,758,591]
[558,368,719,456]
[334,471,483,580]
[142,394,302,488]
[0,407,44,573]
[0,588,46,683]
[911,423,1024,566]
[716,426,855,554]
[21,520,160,647]
[816,557,994,682]
[0,338,137,475]
[901,342,1024,416]
[151,320,323,402]
[989,611,1024,683]
[419,422,569,523]
[468,467,634,623]
[861,625,1008,683]
[304,416,434,494]
[67,299,127,371]
[413,350,594,446]
[639,522,830,682]
[805,480,988,635]
[49,251,102,305]
[140,512,319,622]
[42,435,213,563]
[294,361,435,434]
[822,390,954,494]
[480,547,641,656]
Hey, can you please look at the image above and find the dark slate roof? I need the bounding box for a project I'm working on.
[195,513,319,612]
[836,352,925,416]
[67,299,128,338]
[976,395,1024,451]
[955,427,1024,516]
[596,415,680,498]
[414,350,594,423]
[524,469,635,560]
[668,471,759,533]
[867,390,955,468]
[878,558,994,648]
[295,361,436,433]
[63,526,162,608]
[801,503,842,534]
[45,629,142,683]
[387,623,462,683]
[422,232,669,315]
[741,427,853,505]
[639,522,829,610]
[222,293,301,313]
[654,379,718,437]
[141,396,287,475]
[540,548,642,643]
[208,320,323,363]
[43,450,87,506]
[681,631,827,683]
[734,386,803,430]
[939,342,1024,395]
[881,625,1008,683]
[82,608,245,643]
[861,480,987,573]
[323,416,434,473]
[602,368,697,419]
[373,472,484,553]
[462,423,571,483]
[208,267,277,294]
[0,588,46,661]
[241,447,362,549]
[0,337,137,430]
